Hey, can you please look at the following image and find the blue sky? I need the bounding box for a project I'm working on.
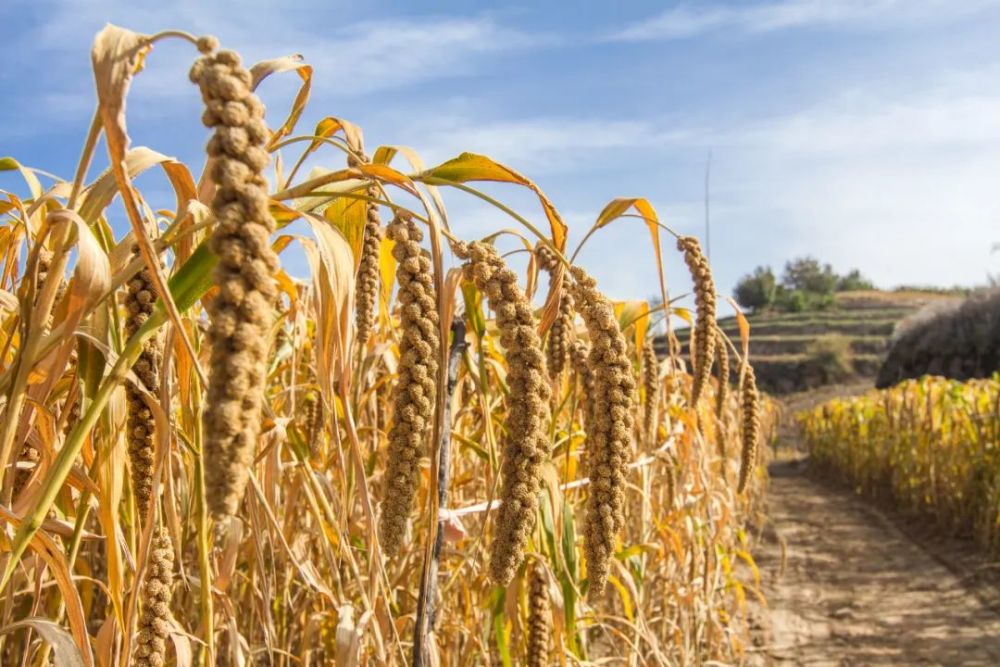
[2,0,999,306]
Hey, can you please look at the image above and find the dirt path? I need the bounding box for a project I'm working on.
[752,458,1000,666]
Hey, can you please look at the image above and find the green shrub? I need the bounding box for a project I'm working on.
[734,266,777,311]
[805,334,854,382]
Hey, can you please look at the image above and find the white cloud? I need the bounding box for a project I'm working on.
[609,0,1000,42]
[400,115,677,171]
[6,1,545,131]
[690,67,1000,290]
[375,62,1000,298]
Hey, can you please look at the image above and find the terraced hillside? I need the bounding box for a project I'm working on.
[658,291,954,394]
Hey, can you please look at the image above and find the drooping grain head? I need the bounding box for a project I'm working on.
[677,236,716,405]
[190,44,279,520]
[125,259,163,521]
[737,364,760,494]
[571,338,595,472]
[642,337,660,445]
[454,240,551,586]
[302,391,322,458]
[569,266,635,596]
[526,559,551,667]
[536,243,573,378]
[379,213,440,556]
[133,527,175,667]
[350,152,382,347]
[714,332,730,421]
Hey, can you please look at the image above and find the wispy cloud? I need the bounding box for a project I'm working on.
[608,0,1000,42]
[4,2,547,133]
[400,114,688,172]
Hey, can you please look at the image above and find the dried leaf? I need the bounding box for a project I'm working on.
[418,152,568,251]
[0,618,85,667]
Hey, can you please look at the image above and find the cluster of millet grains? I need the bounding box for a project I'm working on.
[190,39,279,520]
[737,365,760,494]
[569,266,635,595]
[526,560,551,667]
[379,213,440,556]
[677,236,716,405]
[350,152,383,347]
[641,337,660,446]
[454,240,551,586]
[535,243,573,378]
[125,256,163,520]
[301,391,323,459]
[714,333,730,420]
[133,528,175,667]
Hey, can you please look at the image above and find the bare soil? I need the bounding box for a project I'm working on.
[750,457,1000,666]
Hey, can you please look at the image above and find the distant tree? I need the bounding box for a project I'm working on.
[775,287,834,312]
[734,266,777,311]
[836,269,875,292]
[782,256,836,295]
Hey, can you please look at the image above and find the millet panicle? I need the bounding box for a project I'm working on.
[190,40,279,520]
[569,266,635,595]
[454,240,551,586]
[379,213,440,556]
[677,236,716,405]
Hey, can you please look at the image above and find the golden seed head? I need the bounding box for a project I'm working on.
[353,152,382,347]
[125,263,163,520]
[677,236,716,405]
[642,337,660,445]
[379,213,440,556]
[526,559,551,667]
[737,364,760,494]
[456,241,551,585]
[133,527,175,667]
[535,244,573,378]
[715,333,730,421]
[192,46,279,521]
[568,266,635,596]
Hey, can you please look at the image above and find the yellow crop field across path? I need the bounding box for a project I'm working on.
[0,26,777,666]
[799,376,1000,552]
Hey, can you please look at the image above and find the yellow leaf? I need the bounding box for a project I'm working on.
[418,152,568,252]
[606,574,634,621]
[324,197,367,271]
[378,235,397,329]
[594,198,670,334]
[250,54,313,147]
[726,296,751,360]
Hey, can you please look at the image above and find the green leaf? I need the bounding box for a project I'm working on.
[158,240,216,315]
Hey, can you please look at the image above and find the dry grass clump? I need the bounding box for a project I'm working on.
[677,236,716,404]
[191,44,279,520]
[455,240,550,585]
[569,266,635,595]
[380,213,440,556]
[877,288,1000,388]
